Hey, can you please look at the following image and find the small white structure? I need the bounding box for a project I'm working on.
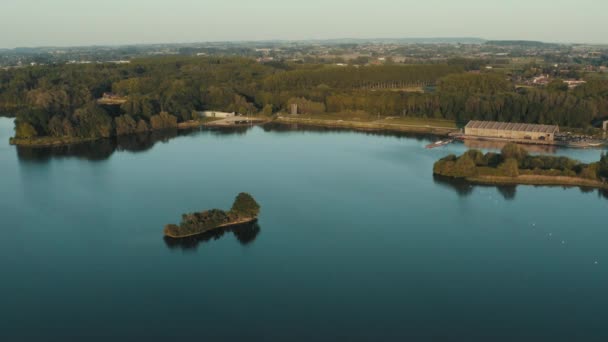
[290,104,298,115]
[603,120,608,132]
[199,111,236,118]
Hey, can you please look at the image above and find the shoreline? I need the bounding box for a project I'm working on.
[275,116,456,136]
[9,135,104,147]
[454,134,607,149]
[164,217,258,239]
[8,116,605,149]
[459,174,608,190]
[9,118,271,147]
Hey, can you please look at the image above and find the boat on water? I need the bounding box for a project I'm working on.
[425,139,454,149]
[564,140,606,149]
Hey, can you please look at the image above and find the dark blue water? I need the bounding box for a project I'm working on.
[1,118,607,341]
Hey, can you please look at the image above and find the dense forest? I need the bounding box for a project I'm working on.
[1,56,607,142]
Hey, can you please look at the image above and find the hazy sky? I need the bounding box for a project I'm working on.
[1,0,606,48]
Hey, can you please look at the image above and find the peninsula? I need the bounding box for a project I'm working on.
[164,193,261,239]
[433,143,608,190]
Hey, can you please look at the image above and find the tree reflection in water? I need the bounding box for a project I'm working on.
[433,174,608,201]
[15,126,253,163]
[263,122,440,142]
[163,221,261,252]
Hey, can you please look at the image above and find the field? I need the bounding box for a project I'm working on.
[300,112,458,128]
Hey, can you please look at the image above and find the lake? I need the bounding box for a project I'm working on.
[1,117,607,341]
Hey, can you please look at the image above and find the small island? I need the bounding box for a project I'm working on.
[433,143,608,190]
[164,193,261,239]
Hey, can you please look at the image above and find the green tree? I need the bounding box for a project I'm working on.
[547,79,568,92]
[230,193,261,218]
[150,112,178,130]
[115,114,138,136]
[453,153,478,178]
[72,103,113,138]
[599,154,608,179]
[501,143,528,164]
[262,104,273,116]
[15,121,37,139]
[499,158,520,177]
[136,119,149,133]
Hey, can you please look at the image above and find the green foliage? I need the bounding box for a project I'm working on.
[600,154,608,178]
[454,153,478,177]
[120,95,155,119]
[463,149,485,166]
[262,104,273,116]
[547,79,569,92]
[435,145,606,182]
[15,121,37,139]
[498,158,520,177]
[287,97,326,115]
[165,209,232,237]
[447,58,488,71]
[230,193,261,218]
[4,57,608,142]
[164,193,260,238]
[149,112,177,130]
[483,152,502,167]
[263,64,461,91]
[115,114,138,136]
[433,154,477,178]
[580,164,599,180]
[438,73,511,95]
[135,119,149,133]
[501,143,528,164]
[72,103,113,138]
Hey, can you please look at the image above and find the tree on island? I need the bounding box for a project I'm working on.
[230,192,261,218]
[501,143,528,165]
[499,158,520,177]
[600,154,608,179]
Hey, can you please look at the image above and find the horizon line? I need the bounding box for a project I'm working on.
[2,36,607,50]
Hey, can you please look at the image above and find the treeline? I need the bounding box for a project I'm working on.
[313,75,608,127]
[1,56,608,142]
[434,143,608,181]
[3,57,278,140]
[262,64,462,90]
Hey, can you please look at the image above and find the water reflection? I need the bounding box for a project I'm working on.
[263,122,440,142]
[433,174,608,200]
[163,221,261,252]
[496,185,517,200]
[433,174,475,197]
[463,139,558,154]
[15,127,255,162]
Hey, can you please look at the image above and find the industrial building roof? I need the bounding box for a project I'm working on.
[465,121,559,134]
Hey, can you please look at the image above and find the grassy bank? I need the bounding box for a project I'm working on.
[275,115,457,135]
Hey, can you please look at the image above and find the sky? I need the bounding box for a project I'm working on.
[1,0,606,48]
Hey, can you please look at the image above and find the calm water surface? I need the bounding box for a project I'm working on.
[1,118,607,341]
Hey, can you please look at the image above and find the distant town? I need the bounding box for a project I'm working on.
[1,39,607,87]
